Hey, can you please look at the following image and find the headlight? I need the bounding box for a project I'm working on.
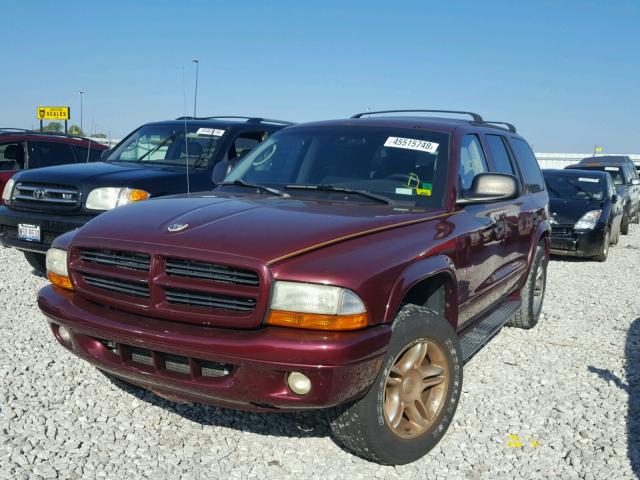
[574,210,602,230]
[46,248,73,290]
[266,281,368,330]
[2,178,14,204]
[86,187,149,211]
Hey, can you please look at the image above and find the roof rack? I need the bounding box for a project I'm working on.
[482,121,516,133]
[351,109,484,123]
[0,128,30,132]
[175,116,294,125]
[0,129,94,142]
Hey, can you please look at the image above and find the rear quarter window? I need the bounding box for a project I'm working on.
[509,138,545,193]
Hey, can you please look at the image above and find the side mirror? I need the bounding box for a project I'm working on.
[631,178,640,186]
[457,173,520,205]
[99,148,111,161]
[611,194,618,204]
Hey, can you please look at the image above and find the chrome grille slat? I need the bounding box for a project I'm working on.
[80,249,151,271]
[13,182,79,208]
[166,258,259,286]
[165,289,256,312]
[83,274,150,298]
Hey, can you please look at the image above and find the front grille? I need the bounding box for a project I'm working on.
[83,274,150,298]
[12,182,79,209]
[165,289,256,312]
[166,258,259,286]
[96,338,232,378]
[80,249,151,271]
[552,226,574,236]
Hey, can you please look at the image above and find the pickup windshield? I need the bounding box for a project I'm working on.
[223,126,450,207]
[105,124,225,169]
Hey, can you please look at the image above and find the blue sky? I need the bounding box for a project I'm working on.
[2,0,638,152]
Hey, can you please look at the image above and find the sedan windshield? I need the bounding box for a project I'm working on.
[223,126,450,207]
[106,124,225,169]
[544,173,605,202]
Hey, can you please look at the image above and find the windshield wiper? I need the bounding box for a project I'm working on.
[135,131,180,163]
[284,184,392,204]
[218,179,289,197]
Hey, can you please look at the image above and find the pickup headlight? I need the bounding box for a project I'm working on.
[2,178,14,204]
[574,210,602,230]
[46,248,73,290]
[266,281,368,330]
[85,187,150,211]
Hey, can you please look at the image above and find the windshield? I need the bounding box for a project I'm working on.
[575,166,624,185]
[223,126,450,207]
[544,173,605,201]
[106,124,225,169]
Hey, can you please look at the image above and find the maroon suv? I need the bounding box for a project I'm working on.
[38,110,550,465]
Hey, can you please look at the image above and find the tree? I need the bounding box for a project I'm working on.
[42,122,62,132]
[92,132,107,139]
[68,125,85,136]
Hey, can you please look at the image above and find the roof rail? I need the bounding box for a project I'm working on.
[0,129,94,142]
[483,121,516,133]
[0,128,30,132]
[175,116,294,125]
[351,109,484,123]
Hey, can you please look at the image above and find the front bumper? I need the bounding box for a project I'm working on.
[0,206,95,253]
[550,226,606,257]
[38,285,390,412]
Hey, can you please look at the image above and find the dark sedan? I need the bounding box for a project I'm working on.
[544,169,622,261]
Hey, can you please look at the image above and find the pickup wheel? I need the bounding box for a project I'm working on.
[621,213,630,235]
[507,244,547,329]
[23,251,46,274]
[328,304,462,465]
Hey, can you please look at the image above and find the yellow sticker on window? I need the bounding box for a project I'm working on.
[416,183,432,196]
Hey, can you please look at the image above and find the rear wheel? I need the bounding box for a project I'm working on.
[23,251,46,274]
[594,230,610,262]
[328,304,462,465]
[621,213,630,235]
[507,244,547,329]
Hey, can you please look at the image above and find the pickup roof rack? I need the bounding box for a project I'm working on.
[175,116,294,125]
[0,128,95,142]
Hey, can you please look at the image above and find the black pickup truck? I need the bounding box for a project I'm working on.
[0,116,292,271]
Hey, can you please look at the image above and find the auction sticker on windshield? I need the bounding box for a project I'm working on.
[578,177,599,183]
[196,128,225,136]
[605,167,619,171]
[384,137,439,154]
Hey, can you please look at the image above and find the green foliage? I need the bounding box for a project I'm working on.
[68,125,85,136]
[42,122,62,132]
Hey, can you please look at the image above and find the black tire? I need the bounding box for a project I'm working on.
[328,304,462,465]
[593,230,610,262]
[621,213,630,235]
[507,244,547,329]
[23,251,46,274]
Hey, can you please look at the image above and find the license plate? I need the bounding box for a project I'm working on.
[18,223,41,242]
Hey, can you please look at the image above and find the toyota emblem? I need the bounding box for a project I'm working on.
[33,189,46,200]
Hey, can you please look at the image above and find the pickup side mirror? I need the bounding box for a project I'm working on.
[630,178,640,186]
[611,194,618,204]
[457,173,520,205]
[99,148,111,161]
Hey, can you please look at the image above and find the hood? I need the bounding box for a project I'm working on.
[14,161,191,195]
[75,193,446,265]
[549,197,603,225]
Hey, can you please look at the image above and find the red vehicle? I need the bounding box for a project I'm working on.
[38,110,550,464]
[0,129,107,201]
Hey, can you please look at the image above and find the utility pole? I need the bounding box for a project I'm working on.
[78,91,85,133]
[192,60,199,117]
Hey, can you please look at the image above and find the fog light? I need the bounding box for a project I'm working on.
[287,371,311,395]
[58,325,72,345]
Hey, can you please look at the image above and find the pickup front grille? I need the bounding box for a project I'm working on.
[80,249,151,271]
[12,182,80,210]
[165,289,256,312]
[83,274,150,298]
[166,258,259,286]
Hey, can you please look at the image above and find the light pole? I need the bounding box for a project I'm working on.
[78,91,85,133]
[192,60,199,117]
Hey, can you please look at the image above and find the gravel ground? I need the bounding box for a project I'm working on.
[1,225,639,479]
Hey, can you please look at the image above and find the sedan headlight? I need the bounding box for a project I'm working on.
[2,178,14,204]
[46,248,73,290]
[574,210,602,230]
[85,187,149,211]
[266,281,368,330]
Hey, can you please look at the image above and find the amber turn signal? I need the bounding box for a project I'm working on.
[48,272,73,290]
[128,189,150,202]
[266,310,368,331]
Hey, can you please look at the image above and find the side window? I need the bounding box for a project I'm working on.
[229,131,266,161]
[28,141,76,169]
[509,138,545,193]
[0,142,25,171]
[485,135,514,175]
[459,134,488,190]
[72,145,103,163]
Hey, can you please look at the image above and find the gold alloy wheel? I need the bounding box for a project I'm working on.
[383,339,449,439]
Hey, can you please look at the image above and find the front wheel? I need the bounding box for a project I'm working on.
[328,304,462,465]
[23,251,47,274]
[594,230,610,262]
